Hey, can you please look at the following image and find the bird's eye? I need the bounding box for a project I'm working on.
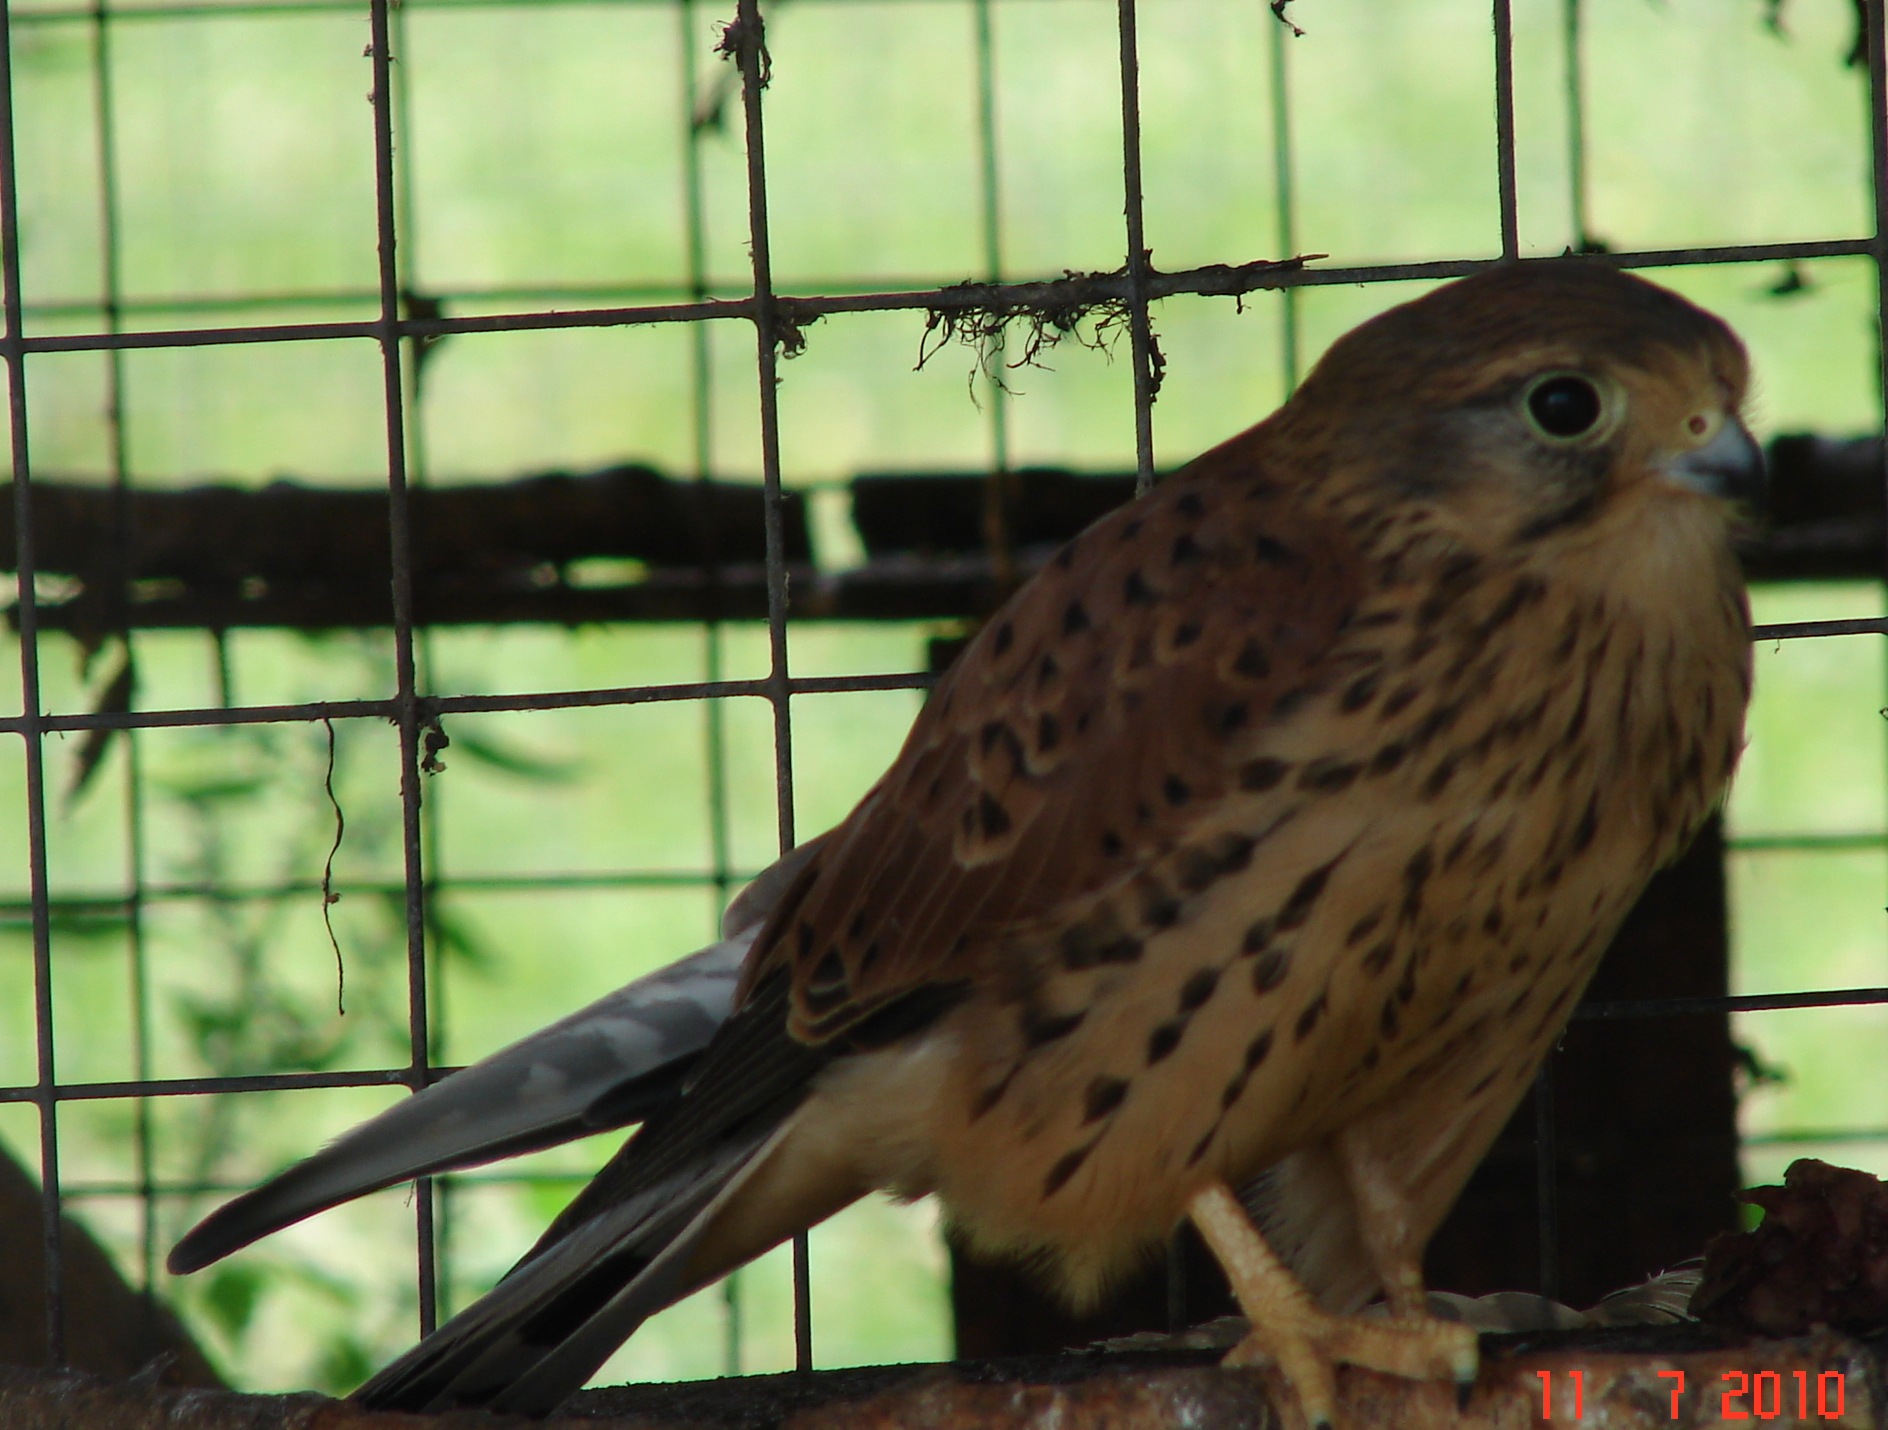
[1524,374,1605,440]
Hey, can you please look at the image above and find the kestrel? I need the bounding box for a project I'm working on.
[171,259,1761,1428]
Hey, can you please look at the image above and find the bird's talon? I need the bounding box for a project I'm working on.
[1297,1393,1337,1430]
[1452,1341,1481,1384]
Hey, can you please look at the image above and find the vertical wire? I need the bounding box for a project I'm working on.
[87,0,158,1309]
[973,0,1014,595]
[1211,0,1307,1325]
[1113,0,1174,1321]
[677,0,743,1376]
[1116,0,1157,495]
[1869,0,1888,511]
[1561,0,1588,250]
[386,0,452,1324]
[1864,0,1888,1031]
[0,0,66,1364]
[1267,6,1299,394]
[728,0,808,1372]
[973,0,1009,473]
[1531,1065,1559,1301]
[367,0,438,1337]
[1528,0,1566,1303]
[212,631,234,710]
[1492,0,1519,259]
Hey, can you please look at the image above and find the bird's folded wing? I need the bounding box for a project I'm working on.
[741,450,1366,1046]
[166,839,825,1276]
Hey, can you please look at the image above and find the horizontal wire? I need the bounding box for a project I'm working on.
[1726,830,1888,851]
[17,236,1873,332]
[60,1167,602,1199]
[12,241,1870,357]
[0,669,936,737]
[16,274,1027,322]
[1741,1126,1888,1145]
[1752,616,1888,641]
[11,0,1060,21]
[6,984,1883,1106]
[5,606,1878,739]
[0,1066,428,1103]
[0,867,762,916]
[24,841,1874,921]
[1574,985,1888,1021]
[55,1125,1888,1202]
[0,836,1854,915]
[428,668,932,716]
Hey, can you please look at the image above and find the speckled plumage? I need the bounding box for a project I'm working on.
[727,261,1754,1321]
[196,260,1761,1424]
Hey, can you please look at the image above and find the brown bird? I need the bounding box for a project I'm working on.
[174,258,1762,1427]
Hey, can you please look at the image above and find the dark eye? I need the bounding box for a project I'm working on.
[1525,374,1604,439]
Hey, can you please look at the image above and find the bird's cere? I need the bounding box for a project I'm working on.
[1664,415,1765,504]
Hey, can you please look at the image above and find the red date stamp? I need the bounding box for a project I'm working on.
[1536,1368,1848,1420]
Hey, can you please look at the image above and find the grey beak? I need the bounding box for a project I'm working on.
[1666,417,1765,507]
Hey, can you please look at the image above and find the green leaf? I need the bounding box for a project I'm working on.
[429,904,497,974]
[200,1262,265,1342]
[311,1333,377,1394]
[448,729,579,783]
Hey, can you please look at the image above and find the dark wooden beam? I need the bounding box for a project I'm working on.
[7,434,1877,635]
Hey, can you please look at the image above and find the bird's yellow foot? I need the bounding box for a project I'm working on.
[1220,1309,1478,1430]
[1189,1181,1478,1430]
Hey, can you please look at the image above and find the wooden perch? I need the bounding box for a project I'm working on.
[852,439,1888,586]
[2,435,1881,636]
[849,469,1138,557]
[1745,435,1888,582]
[2,466,809,638]
[1,1326,1882,1429]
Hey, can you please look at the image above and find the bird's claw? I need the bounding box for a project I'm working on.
[1450,1330,1482,1388]
[1225,1314,1478,1430]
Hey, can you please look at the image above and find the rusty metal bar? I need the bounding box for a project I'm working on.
[1115,0,1156,495]
[0,0,66,1365]
[726,0,811,1374]
[1492,0,1519,258]
[10,239,1876,358]
[366,0,439,1334]
[1,981,1880,1114]
[84,0,162,1302]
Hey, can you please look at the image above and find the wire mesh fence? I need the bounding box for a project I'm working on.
[1,0,1887,1397]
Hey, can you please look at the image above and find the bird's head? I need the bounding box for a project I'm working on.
[1281,259,1763,555]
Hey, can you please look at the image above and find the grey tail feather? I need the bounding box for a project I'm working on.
[168,935,748,1277]
[169,1118,595,1277]
[352,1112,791,1416]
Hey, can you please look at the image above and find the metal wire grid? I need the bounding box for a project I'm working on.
[0,0,1883,1387]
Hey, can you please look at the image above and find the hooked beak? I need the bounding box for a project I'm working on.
[1664,416,1766,508]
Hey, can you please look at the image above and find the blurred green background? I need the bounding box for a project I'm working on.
[1,0,1884,1396]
